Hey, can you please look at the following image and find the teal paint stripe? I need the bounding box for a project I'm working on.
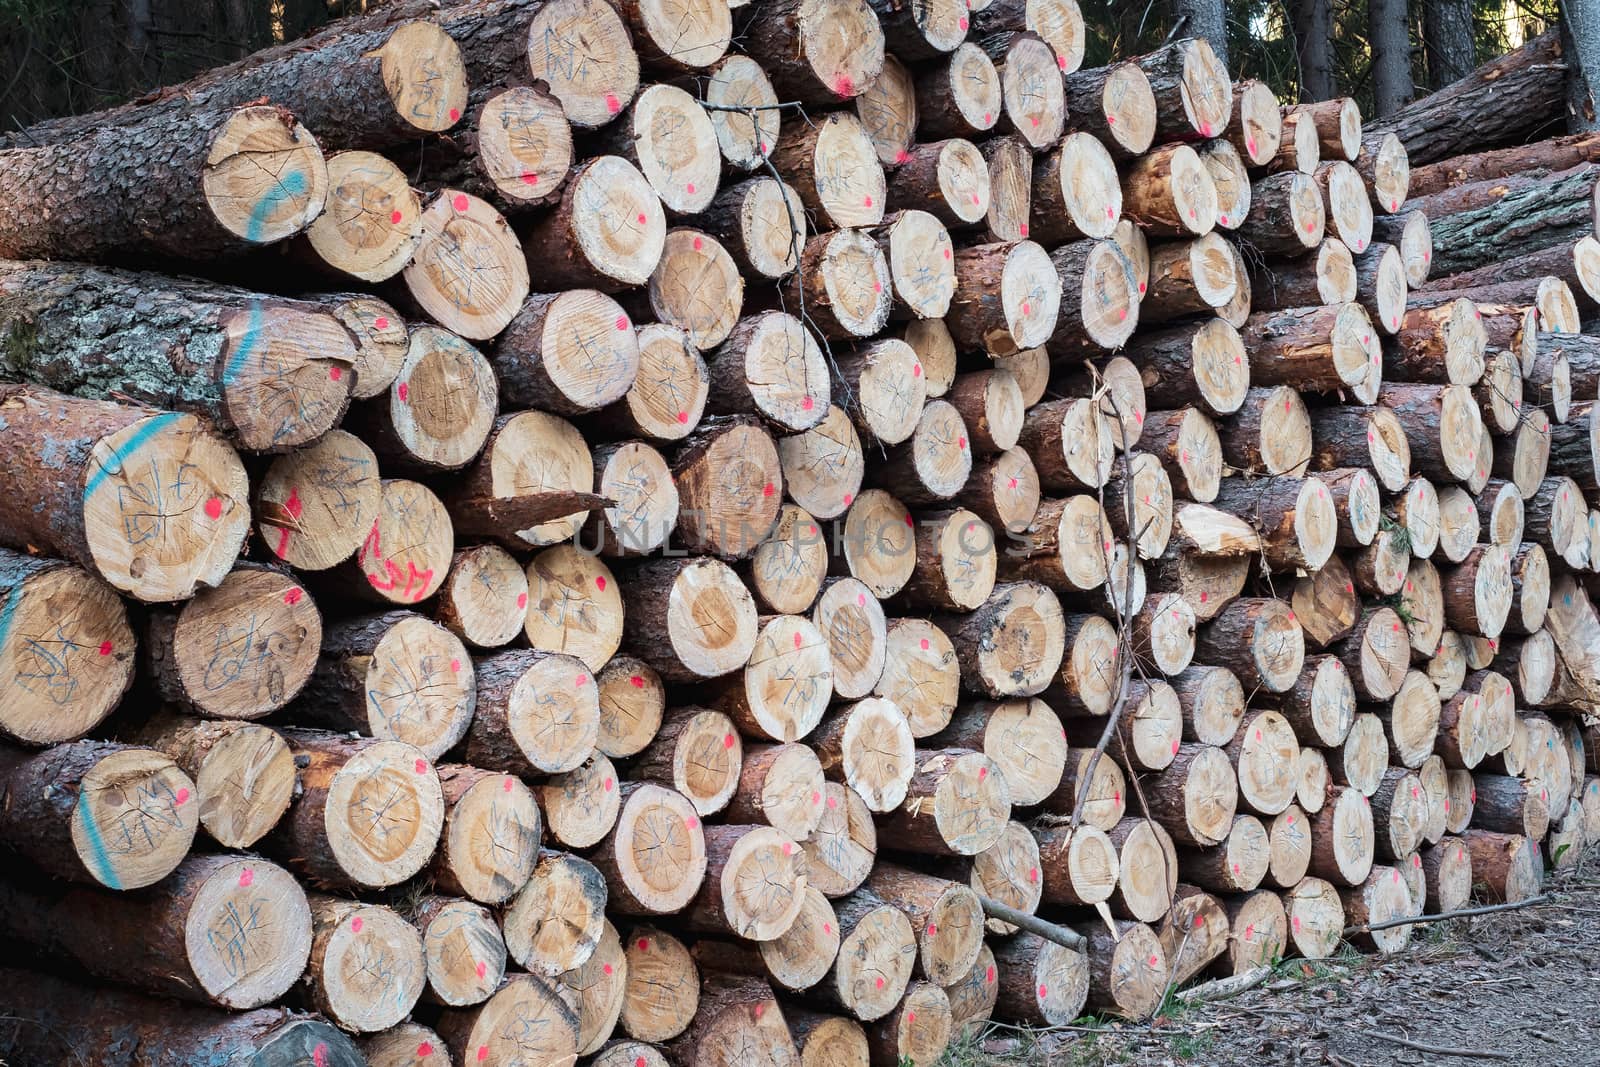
[0,590,18,655]
[75,787,121,889]
[221,300,264,386]
[245,169,309,242]
[82,412,181,504]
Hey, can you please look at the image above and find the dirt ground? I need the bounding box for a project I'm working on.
[945,858,1600,1067]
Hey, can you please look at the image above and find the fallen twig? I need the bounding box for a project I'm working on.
[1356,1029,1514,1060]
[977,895,1086,951]
[1173,966,1271,1005]
[1344,895,1548,935]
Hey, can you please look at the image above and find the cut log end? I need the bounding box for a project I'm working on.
[203,105,328,245]
[403,190,529,340]
[305,151,421,282]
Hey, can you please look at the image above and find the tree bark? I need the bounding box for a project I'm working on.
[1369,0,1414,117]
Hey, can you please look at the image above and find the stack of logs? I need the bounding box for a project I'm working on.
[0,3,1597,1065]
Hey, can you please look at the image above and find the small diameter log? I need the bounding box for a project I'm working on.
[1308,403,1411,493]
[1388,296,1487,385]
[673,416,785,558]
[740,0,884,107]
[293,611,473,760]
[1139,232,1238,323]
[1250,238,1356,310]
[1331,605,1410,701]
[1122,143,1217,237]
[1218,889,1288,975]
[126,714,296,850]
[1102,816,1178,922]
[539,754,622,852]
[1229,80,1283,165]
[1290,555,1360,650]
[1063,61,1157,160]
[434,545,528,650]
[1207,475,1337,572]
[1270,108,1322,175]
[0,550,133,745]
[1195,598,1304,694]
[1277,655,1356,748]
[1377,383,1486,484]
[1202,140,1252,230]
[0,854,309,1009]
[901,508,998,612]
[635,706,743,817]
[813,698,915,813]
[0,967,362,1066]
[597,322,709,446]
[945,945,999,1038]
[805,779,877,899]
[875,619,960,738]
[352,323,498,472]
[932,579,1068,700]
[401,189,528,340]
[883,139,991,229]
[945,370,1024,454]
[684,824,808,941]
[256,428,381,573]
[1358,132,1410,213]
[341,478,453,607]
[769,112,886,231]
[1308,786,1376,886]
[812,578,890,700]
[968,819,1044,934]
[777,404,866,521]
[0,385,249,602]
[361,1023,449,1067]
[520,157,664,294]
[742,503,829,614]
[1139,408,1222,503]
[1136,37,1232,141]
[726,742,827,840]
[435,973,579,1066]
[945,240,1061,357]
[815,891,916,1020]
[268,730,443,892]
[1179,814,1269,893]
[458,649,598,777]
[991,930,1090,1026]
[868,399,973,504]
[915,41,1002,141]
[871,211,957,321]
[502,851,607,977]
[1028,133,1122,245]
[781,229,892,340]
[1033,820,1119,908]
[1018,401,1115,495]
[518,544,622,671]
[954,446,1041,536]
[1285,877,1345,959]
[1439,544,1514,640]
[1171,665,1246,747]
[1082,920,1167,1019]
[830,338,927,447]
[1374,209,1434,285]
[1267,805,1314,888]
[558,918,626,1055]
[719,612,832,744]
[1103,450,1174,561]
[838,489,916,598]
[619,927,698,1041]
[1158,888,1230,985]
[985,32,1066,149]
[580,440,679,558]
[1238,171,1324,254]
[592,782,708,915]
[1369,768,1429,861]
[617,0,729,71]
[876,748,1011,857]
[1049,238,1140,355]
[1139,743,1238,848]
[402,86,570,216]
[861,864,984,987]
[1122,318,1249,419]
[1241,303,1381,404]
[699,177,801,277]
[1470,774,1553,839]
[490,291,639,418]
[0,740,198,889]
[1315,160,1375,253]
[1353,243,1409,335]
[409,896,506,1009]
[982,135,1033,243]
[1225,709,1301,818]
[1342,866,1416,953]
[1419,837,1474,912]
[303,896,426,1033]
[428,765,541,906]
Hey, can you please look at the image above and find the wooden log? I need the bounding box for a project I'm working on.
[673,416,785,558]
[301,895,426,1033]
[740,0,885,107]
[295,149,424,283]
[1250,239,1356,309]
[1207,475,1337,572]
[1308,785,1376,886]
[408,895,507,1009]
[683,824,808,941]
[719,613,832,744]
[827,336,924,447]
[1225,710,1300,817]
[398,86,571,216]
[488,292,641,418]
[400,188,529,340]
[1202,140,1252,231]
[778,403,867,522]
[813,698,915,812]
[944,240,1061,357]
[0,740,198,889]
[519,157,663,294]
[968,818,1044,934]
[433,544,528,650]
[1470,773,1553,839]
[1136,742,1238,848]
[126,713,296,850]
[698,177,805,283]
[1047,238,1140,354]
[267,729,443,892]
[869,211,957,321]
[337,477,454,608]
[812,578,890,700]
[900,508,999,612]
[455,648,597,776]
[1123,319,1249,419]
[1314,160,1374,254]
[579,440,679,558]
[1228,79,1283,166]
[0,385,249,602]
[983,32,1066,150]
[996,494,1113,594]
[0,262,360,453]
[0,966,363,1067]
[915,42,1004,141]
[445,411,598,551]
[634,706,744,817]
[1241,303,1381,404]
[1028,133,1122,244]
[1136,37,1232,141]
[1122,143,1218,237]
[1358,132,1410,214]
[436,973,579,1066]
[816,891,916,1020]
[836,489,915,600]
[502,851,607,977]
[804,779,877,898]
[1063,61,1158,160]
[254,429,382,572]
[862,864,984,986]
[0,853,309,1008]
[292,611,474,760]
[876,748,1011,856]
[0,104,328,263]
[1081,920,1167,1019]
[1138,408,1222,503]
[1195,598,1304,694]
[1237,171,1324,255]
[1377,382,1486,484]
[980,134,1033,242]
[361,1023,450,1067]
[1459,828,1542,902]
[425,764,542,906]
[991,930,1090,1026]
[782,229,893,340]
[788,1009,871,1064]
[874,619,960,738]
[724,741,826,840]
[0,549,133,745]
[769,112,886,232]
[1138,232,1238,322]
[1425,165,1600,279]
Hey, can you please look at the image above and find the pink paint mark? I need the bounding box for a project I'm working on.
[864,195,874,208]
[1219,215,1228,225]
[943,248,951,260]
[419,1043,434,1058]
[329,366,343,382]
[724,732,736,749]
[760,142,768,154]
[913,363,923,378]
[927,922,938,936]
[637,213,648,225]
[576,674,588,688]
[389,210,403,225]
[604,777,615,791]
[596,575,608,592]
[477,1047,489,1063]
[795,631,803,650]
[1172,740,1180,755]
[1247,138,1257,156]
[814,791,823,804]
[604,962,614,975]
[174,787,189,805]
[397,382,410,402]
[763,482,776,498]
[517,593,529,609]
[904,513,915,527]
[1038,983,1049,998]
[978,766,987,780]
[828,795,839,809]
[605,93,621,114]
[895,149,911,165]
[415,758,429,774]
[1294,915,1302,931]
[873,280,882,293]
[876,976,887,989]
[638,937,650,951]
[1305,222,1315,233]
[783,841,794,856]
[1022,302,1031,315]
[958,436,967,449]
[677,411,689,424]
[834,75,855,98]
[857,592,867,607]
[1138,281,1147,294]
[96,639,114,656]
[843,493,854,507]
[686,183,697,195]
[450,658,461,673]
[984,113,993,125]
[802,395,814,411]
[452,194,470,213]
[476,961,488,979]
[239,868,254,887]
[520,172,539,186]
[204,497,222,520]
[1200,592,1208,603]
[504,776,515,792]
[1030,116,1040,127]
[314,1045,329,1067]
[351,916,363,933]
[1020,223,1029,237]
[823,921,832,933]
[1107,205,1115,220]
[373,316,391,331]
[685,815,698,829]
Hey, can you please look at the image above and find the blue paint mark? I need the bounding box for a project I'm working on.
[0,590,18,654]
[221,300,264,386]
[245,169,309,242]
[75,787,121,889]
[82,412,181,504]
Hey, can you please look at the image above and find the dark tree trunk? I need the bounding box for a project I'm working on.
[1294,0,1335,103]
[1171,0,1229,70]
[1371,0,1415,117]
[1567,0,1600,130]
[1423,0,1476,90]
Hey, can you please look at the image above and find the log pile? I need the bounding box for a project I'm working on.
[0,6,1596,1066]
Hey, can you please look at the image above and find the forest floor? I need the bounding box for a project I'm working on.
[942,855,1600,1067]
